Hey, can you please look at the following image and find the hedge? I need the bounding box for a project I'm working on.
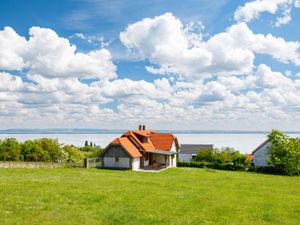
[177,161,247,171]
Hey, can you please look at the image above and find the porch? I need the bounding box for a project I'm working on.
[138,150,177,171]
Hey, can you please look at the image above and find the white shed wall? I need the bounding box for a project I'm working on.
[253,141,272,167]
[178,153,194,162]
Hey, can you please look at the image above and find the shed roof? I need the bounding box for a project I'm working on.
[180,144,213,154]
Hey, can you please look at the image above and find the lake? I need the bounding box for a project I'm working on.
[1,133,300,154]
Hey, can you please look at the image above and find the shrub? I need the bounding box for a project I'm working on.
[177,161,247,171]
[247,166,280,174]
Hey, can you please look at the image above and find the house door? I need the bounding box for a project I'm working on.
[140,157,144,168]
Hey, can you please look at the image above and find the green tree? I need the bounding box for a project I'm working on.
[31,142,45,162]
[21,140,35,161]
[85,140,88,147]
[268,130,300,175]
[0,138,21,161]
[194,148,223,164]
[37,138,61,162]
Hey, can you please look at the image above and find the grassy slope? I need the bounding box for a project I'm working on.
[0,168,299,225]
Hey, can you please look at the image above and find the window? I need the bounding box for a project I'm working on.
[115,157,119,162]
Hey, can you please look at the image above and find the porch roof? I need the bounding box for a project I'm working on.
[145,149,176,155]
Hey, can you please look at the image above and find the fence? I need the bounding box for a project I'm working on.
[84,157,102,168]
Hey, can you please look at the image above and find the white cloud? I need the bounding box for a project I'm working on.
[1,20,300,130]
[0,26,117,80]
[120,13,300,80]
[120,13,253,79]
[234,0,295,26]
[226,23,300,65]
[0,27,27,70]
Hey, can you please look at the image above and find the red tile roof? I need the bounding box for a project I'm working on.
[105,129,179,157]
[150,133,174,151]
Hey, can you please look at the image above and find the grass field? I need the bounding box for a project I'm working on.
[0,168,300,225]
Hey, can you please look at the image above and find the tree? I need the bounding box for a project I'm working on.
[90,141,93,147]
[268,130,300,175]
[37,138,61,162]
[21,140,35,161]
[31,142,45,162]
[85,140,88,147]
[0,138,21,161]
[194,148,223,164]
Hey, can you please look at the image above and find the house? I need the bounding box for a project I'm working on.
[100,125,180,170]
[178,144,213,162]
[252,139,272,166]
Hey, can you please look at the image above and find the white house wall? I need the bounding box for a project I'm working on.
[168,154,177,167]
[170,141,177,152]
[253,141,272,167]
[103,157,130,168]
[132,158,140,170]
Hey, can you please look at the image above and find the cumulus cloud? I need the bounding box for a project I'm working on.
[1,16,300,130]
[234,0,296,26]
[120,13,300,79]
[0,26,117,79]
[0,27,27,70]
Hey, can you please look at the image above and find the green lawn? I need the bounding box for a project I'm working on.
[0,168,299,225]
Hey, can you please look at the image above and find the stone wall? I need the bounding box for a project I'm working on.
[0,161,64,168]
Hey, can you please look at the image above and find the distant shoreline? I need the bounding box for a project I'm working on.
[1,129,300,135]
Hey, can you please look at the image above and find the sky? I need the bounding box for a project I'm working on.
[0,0,300,130]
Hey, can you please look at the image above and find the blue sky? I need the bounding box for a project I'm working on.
[0,0,300,130]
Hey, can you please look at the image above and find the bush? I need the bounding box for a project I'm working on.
[190,146,250,171]
[62,145,84,163]
[177,161,247,171]
[247,166,280,174]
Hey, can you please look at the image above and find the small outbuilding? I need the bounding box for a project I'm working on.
[178,144,213,162]
[252,139,272,166]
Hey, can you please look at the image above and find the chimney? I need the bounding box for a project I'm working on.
[139,125,142,130]
[142,125,146,130]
